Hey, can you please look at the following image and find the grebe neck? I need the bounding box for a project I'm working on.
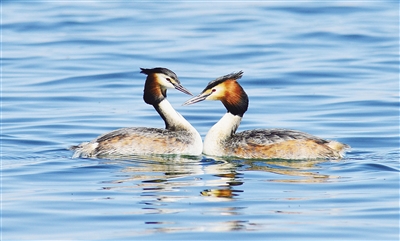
[203,112,242,155]
[154,99,196,132]
[155,99,203,155]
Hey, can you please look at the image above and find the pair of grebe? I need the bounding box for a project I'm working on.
[72,67,349,160]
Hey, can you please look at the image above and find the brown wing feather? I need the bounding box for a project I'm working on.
[92,127,193,157]
[224,129,343,159]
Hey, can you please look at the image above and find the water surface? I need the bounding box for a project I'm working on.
[2,1,399,240]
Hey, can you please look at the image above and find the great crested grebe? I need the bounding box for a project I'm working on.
[72,67,202,158]
[184,71,349,160]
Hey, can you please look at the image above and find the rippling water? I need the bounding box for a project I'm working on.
[3,2,399,240]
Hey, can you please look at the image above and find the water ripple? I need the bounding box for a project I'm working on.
[3,2,399,240]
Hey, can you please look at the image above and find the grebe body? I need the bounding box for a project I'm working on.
[184,71,349,160]
[72,67,202,158]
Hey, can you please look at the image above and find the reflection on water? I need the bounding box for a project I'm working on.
[94,154,344,234]
[96,155,258,233]
[241,158,339,183]
[100,154,339,202]
[145,220,258,234]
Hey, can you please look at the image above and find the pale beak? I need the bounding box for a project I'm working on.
[173,83,193,96]
[183,92,210,106]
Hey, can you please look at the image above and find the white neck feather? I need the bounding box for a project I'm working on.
[203,112,242,156]
[157,99,194,131]
[157,99,203,154]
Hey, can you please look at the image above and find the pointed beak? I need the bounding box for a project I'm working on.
[173,83,193,96]
[183,92,210,106]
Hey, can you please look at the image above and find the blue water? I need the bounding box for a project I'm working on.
[2,1,399,240]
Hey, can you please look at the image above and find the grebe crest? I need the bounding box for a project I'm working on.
[71,67,202,158]
[184,71,350,160]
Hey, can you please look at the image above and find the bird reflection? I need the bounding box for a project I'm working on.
[101,154,336,201]
[201,188,243,198]
[97,154,339,234]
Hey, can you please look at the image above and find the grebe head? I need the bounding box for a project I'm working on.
[183,71,249,117]
[140,67,192,105]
